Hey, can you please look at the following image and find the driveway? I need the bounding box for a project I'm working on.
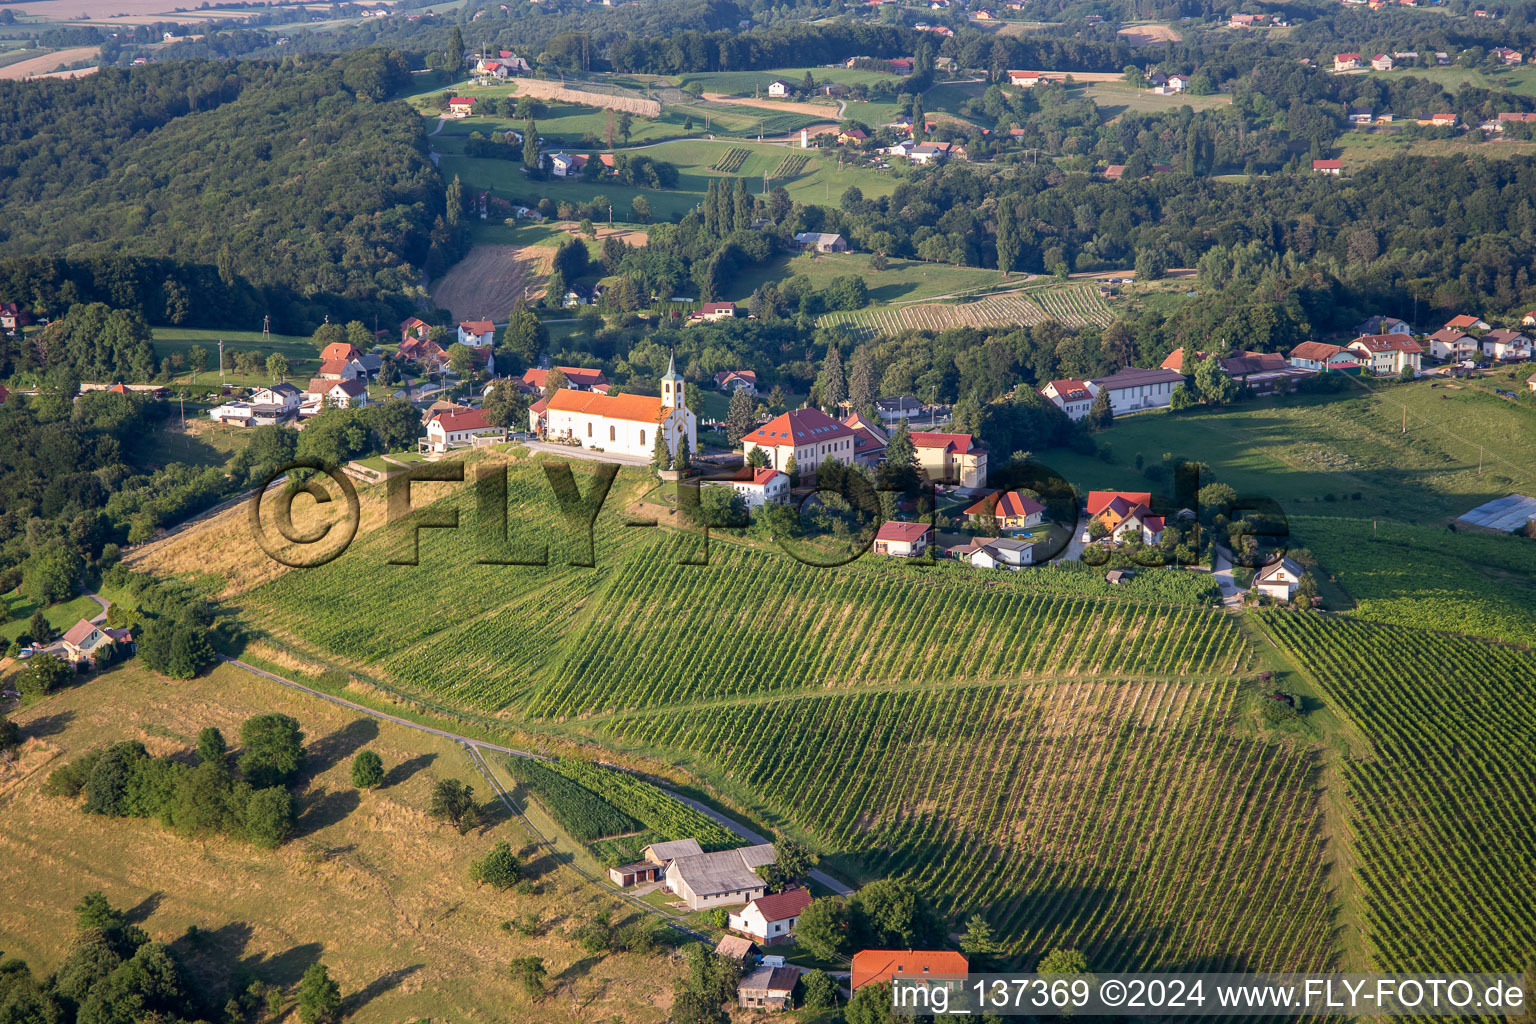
[1211,550,1244,608]
[519,439,653,467]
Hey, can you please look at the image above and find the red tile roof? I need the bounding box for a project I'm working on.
[1445,314,1482,329]
[1289,341,1349,360]
[697,302,737,314]
[1044,378,1093,401]
[1159,347,1208,371]
[321,342,363,364]
[522,366,609,390]
[1351,334,1424,353]
[851,950,969,991]
[909,431,979,454]
[449,96,475,105]
[459,320,495,335]
[1312,159,1342,170]
[875,521,932,544]
[964,490,1046,519]
[747,887,813,922]
[1086,490,1152,516]
[318,358,351,375]
[744,408,853,447]
[715,369,757,386]
[751,468,785,486]
[530,398,548,414]
[435,409,495,432]
[61,619,101,647]
[546,388,666,423]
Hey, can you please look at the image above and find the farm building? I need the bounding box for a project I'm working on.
[1254,556,1305,601]
[665,843,777,910]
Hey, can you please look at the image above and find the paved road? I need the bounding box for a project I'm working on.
[519,439,653,467]
[1211,550,1244,608]
[217,655,856,894]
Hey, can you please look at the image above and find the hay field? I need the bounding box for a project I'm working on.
[0,660,681,1022]
[0,46,97,79]
[431,243,550,321]
[1117,23,1182,45]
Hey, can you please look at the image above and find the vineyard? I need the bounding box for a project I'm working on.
[819,284,1117,338]
[504,756,641,841]
[772,153,809,177]
[711,147,750,173]
[521,541,1249,718]
[593,677,1334,970]
[1263,612,1536,974]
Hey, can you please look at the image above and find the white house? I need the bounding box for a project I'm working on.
[958,536,1035,569]
[548,152,582,177]
[1254,556,1305,601]
[208,400,293,426]
[767,79,793,97]
[1347,334,1423,375]
[793,232,849,253]
[250,382,303,411]
[727,888,813,945]
[1007,70,1042,87]
[1109,505,1165,545]
[425,408,505,451]
[691,302,738,322]
[666,844,777,910]
[537,355,695,459]
[458,320,496,348]
[1426,329,1477,362]
[705,467,790,508]
[714,370,757,393]
[910,431,987,487]
[305,378,369,409]
[741,407,855,477]
[1086,367,1184,415]
[1287,342,1360,371]
[963,490,1044,529]
[1356,315,1411,336]
[872,520,932,557]
[1039,378,1095,419]
[1481,329,1533,361]
[872,395,923,424]
[1165,73,1189,92]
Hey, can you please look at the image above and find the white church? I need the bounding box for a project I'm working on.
[532,355,695,460]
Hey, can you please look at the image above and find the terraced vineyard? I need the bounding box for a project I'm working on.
[819,283,1116,338]
[1263,612,1536,973]
[711,147,750,172]
[772,153,809,177]
[592,677,1334,970]
[523,541,1249,717]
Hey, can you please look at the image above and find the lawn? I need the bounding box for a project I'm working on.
[728,251,1007,304]
[152,326,322,386]
[0,660,684,1022]
[672,66,900,95]
[134,416,256,469]
[1,592,103,643]
[1034,378,1536,643]
[1334,129,1536,170]
[1376,63,1536,97]
[1080,81,1232,120]
[439,138,897,224]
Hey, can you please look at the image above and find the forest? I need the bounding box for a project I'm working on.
[0,50,452,334]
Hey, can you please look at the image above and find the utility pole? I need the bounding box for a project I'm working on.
[218,338,225,386]
[1401,405,1407,433]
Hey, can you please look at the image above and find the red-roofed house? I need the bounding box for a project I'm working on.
[1333,53,1361,71]
[401,316,432,342]
[398,336,447,369]
[522,365,610,393]
[690,302,738,322]
[1039,378,1095,420]
[1312,159,1342,175]
[1426,329,1476,362]
[318,356,365,381]
[0,384,9,404]
[321,342,364,366]
[851,950,969,992]
[1444,314,1490,332]
[704,467,790,508]
[60,619,130,665]
[448,96,476,117]
[306,378,369,409]
[1109,504,1165,545]
[742,408,856,476]
[1347,334,1424,375]
[425,408,505,451]
[1481,328,1532,361]
[909,431,987,487]
[1086,491,1152,519]
[1288,341,1360,371]
[873,520,933,557]
[458,320,496,348]
[714,370,757,393]
[842,412,888,466]
[0,302,32,334]
[963,490,1045,529]
[727,887,813,944]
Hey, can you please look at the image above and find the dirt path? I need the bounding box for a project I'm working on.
[702,92,840,118]
[0,46,98,80]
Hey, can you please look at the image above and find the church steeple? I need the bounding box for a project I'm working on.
[662,351,684,409]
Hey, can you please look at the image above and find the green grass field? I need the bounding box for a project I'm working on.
[729,251,1007,304]
[1376,63,1536,96]
[1036,379,1536,644]
[1080,81,1232,120]
[152,327,322,386]
[1,592,103,643]
[672,66,900,94]
[440,138,897,223]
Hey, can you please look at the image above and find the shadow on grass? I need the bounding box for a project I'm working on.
[343,964,424,1015]
[171,920,324,995]
[304,718,379,778]
[294,787,361,838]
[382,752,436,788]
[23,711,74,739]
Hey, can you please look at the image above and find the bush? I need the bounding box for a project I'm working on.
[470,840,523,890]
[18,653,72,695]
[46,751,103,797]
[244,786,297,848]
[0,715,20,750]
[350,749,384,789]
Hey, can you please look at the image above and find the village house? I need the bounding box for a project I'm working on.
[305,378,369,410]
[843,412,889,465]
[963,490,1045,529]
[910,431,987,487]
[1420,113,1458,127]
[420,400,468,428]
[457,320,495,348]
[1288,341,1361,371]
[954,536,1036,569]
[251,382,303,412]
[838,127,869,145]
[851,950,969,992]
[736,966,799,1011]
[1087,366,1184,415]
[741,407,855,476]
[0,302,32,334]
[1348,106,1374,124]
[666,843,777,910]
[1312,159,1343,175]
[447,96,476,117]
[1481,329,1533,361]
[873,395,924,425]
[400,316,432,342]
[1348,334,1424,375]
[1334,52,1362,71]
[1445,314,1490,332]
[728,887,813,945]
[1165,73,1189,92]
[767,79,793,97]
[1039,378,1096,419]
[793,232,848,253]
[1357,315,1412,336]
[908,141,958,165]
[873,520,933,557]
[59,619,133,667]
[608,839,703,888]
[537,360,694,459]
[424,409,505,452]
[522,365,609,393]
[705,467,790,508]
[1007,70,1043,87]
[208,399,292,427]
[1427,329,1477,362]
[690,302,738,322]
[1371,53,1394,70]
[714,370,757,393]
[398,336,448,369]
[1084,490,1154,540]
[1254,556,1305,601]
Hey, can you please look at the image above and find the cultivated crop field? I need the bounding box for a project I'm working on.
[430,242,550,320]
[595,677,1334,970]
[1264,612,1536,974]
[819,283,1117,337]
